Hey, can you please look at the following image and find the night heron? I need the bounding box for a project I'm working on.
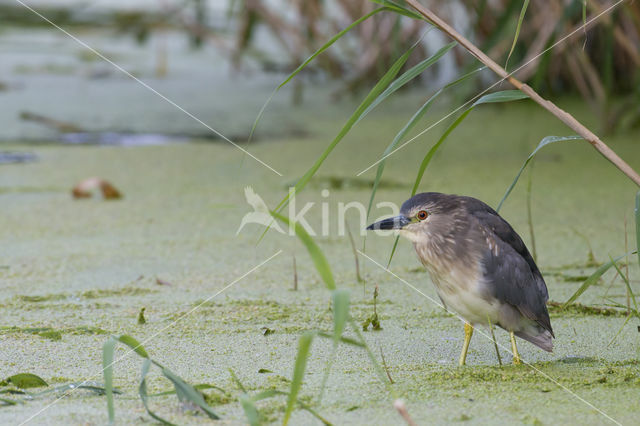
[367,192,554,365]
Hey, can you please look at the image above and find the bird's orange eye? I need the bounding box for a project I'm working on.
[417,210,428,221]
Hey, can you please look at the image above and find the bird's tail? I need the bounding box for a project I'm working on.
[515,328,553,352]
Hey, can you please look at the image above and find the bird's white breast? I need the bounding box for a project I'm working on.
[415,240,499,325]
[426,265,498,324]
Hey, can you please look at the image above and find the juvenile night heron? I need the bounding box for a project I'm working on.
[367,192,554,365]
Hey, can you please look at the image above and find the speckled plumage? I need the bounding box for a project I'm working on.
[398,192,554,352]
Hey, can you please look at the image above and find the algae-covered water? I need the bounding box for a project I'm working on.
[1,96,639,425]
[1,21,639,426]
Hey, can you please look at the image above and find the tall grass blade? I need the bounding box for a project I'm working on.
[609,255,638,312]
[369,68,485,267]
[346,224,363,283]
[283,331,315,426]
[607,314,632,347]
[411,90,529,196]
[318,290,350,403]
[270,211,335,291]
[103,337,117,424]
[387,236,400,268]
[366,66,484,219]
[526,163,537,262]
[229,368,247,393]
[357,41,456,123]
[411,108,471,195]
[349,320,396,394]
[332,290,350,342]
[240,394,260,426]
[635,191,640,264]
[505,0,530,69]
[103,333,151,424]
[582,0,588,49]
[249,7,390,142]
[497,135,583,212]
[273,45,415,214]
[563,251,637,307]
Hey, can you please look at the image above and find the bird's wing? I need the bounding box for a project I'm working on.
[469,203,553,335]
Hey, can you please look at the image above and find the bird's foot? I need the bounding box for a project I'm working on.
[509,331,522,365]
[458,322,474,366]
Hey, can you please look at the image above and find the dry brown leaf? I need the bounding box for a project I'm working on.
[72,177,122,200]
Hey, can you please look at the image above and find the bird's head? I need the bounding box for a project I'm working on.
[366,192,459,243]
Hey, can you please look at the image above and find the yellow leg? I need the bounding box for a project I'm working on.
[510,331,521,365]
[459,322,474,366]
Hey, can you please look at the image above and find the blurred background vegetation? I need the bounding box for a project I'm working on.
[1,0,639,135]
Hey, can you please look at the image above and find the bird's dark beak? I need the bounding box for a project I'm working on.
[366,215,411,231]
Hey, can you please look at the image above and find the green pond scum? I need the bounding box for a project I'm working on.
[1,97,640,424]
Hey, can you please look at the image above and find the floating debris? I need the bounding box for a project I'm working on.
[155,277,172,286]
[72,177,122,200]
[20,111,84,133]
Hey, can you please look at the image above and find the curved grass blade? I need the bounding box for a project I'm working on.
[116,334,149,358]
[148,384,230,398]
[273,45,415,215]
[563,251,637,307]
[505,0,530,69]
[316,332,364,347]
[229,368,247,393]
[366,66,484,220]
[162,367,220,420]
[139,358,176,426]
[103,334,219,424]
[319,290,351,402]
[411,90,529,196]
[370,0,426,20]
[248,6,391,143]
[283,331,315,426]
[357,41,456,123]
[104,335,150,425]
[0,397,19,406]
[270,211,335,290]
[496,135,583,212]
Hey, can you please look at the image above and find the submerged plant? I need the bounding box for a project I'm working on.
[362,285,382,331]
